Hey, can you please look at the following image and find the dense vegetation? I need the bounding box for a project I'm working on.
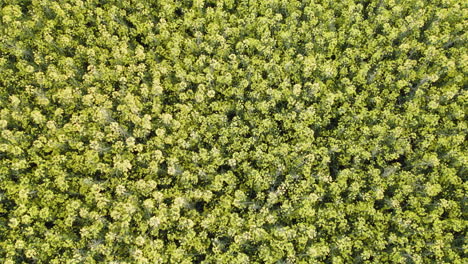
[0,0,466,263]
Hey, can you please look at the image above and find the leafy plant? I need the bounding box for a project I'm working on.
[0,0,466,263]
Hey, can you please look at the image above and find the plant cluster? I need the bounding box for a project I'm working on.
[0,0,466,263]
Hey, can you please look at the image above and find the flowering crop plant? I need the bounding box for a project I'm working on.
[0,0,466,263]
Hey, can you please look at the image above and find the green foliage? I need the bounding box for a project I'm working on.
[0,0,466,263]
